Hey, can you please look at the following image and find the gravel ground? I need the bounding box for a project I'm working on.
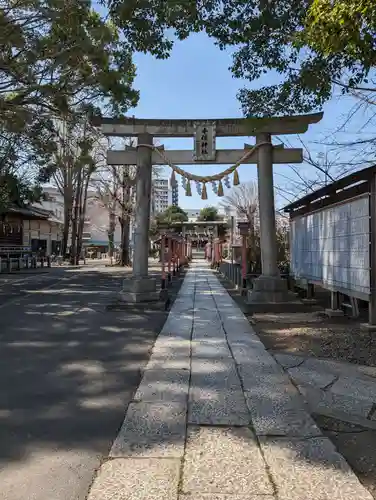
[216,273,376,367]
[252,315,376,367]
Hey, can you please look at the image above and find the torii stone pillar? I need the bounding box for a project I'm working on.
[247,133,298,305]
[120,133,159,302]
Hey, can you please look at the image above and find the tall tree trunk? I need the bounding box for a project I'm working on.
[61,157,74,260]
[62,205,71,257]
[120,174,131,266]
[62,185,73,258]
[76,177,90,264]
[69,206,78,265]
[70,167,83,265]
[120,215,131,266]
[108,209,116,260]
[76,216,84,265]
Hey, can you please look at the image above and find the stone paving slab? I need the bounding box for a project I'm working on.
[190,358,237,378]
[189,358,245,393]
[237,349,284,373]
[146,354,191,371]
[152,337,191,351]
[189,358,250,425]
[146,352,191,371]
[303,357,361,377]
[188,389,251,425]
[182,426,273,496]
[134,369,190,403]
[299,385,374,420]
[281,356,376,394]
[191,340,232,359]
[193,318,222,330]
[146,338,191,370]
[193,311,221,318]
[274,352,376,424]
[218,315,253,331]
[87,458,180,500]
[330,375,376,401]
[356,364,376,379]
[192,327,225,339]
[192,329,226,342]
[170,305,194,315]
[218,308,250,320]
[193,308,219,315]
[226,330,265,345]
[193,307,221,317]
[288,364,337,389]
[110,402,186,458]
[274,352,306,369]
[160,324,192,338]
[229,341,268,365]
[260,437,374,500]
[172,296,194,306]
[237,359,291,390]
[179,495,275,500]
[160,313,193,337]
[244,382,321,437]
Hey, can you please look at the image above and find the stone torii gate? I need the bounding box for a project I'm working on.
[93,113,323,305]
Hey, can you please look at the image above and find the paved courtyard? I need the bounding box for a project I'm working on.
[0,262,179,500]
[87,261,373,500]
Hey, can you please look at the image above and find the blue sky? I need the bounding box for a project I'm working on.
[127,32,375,210]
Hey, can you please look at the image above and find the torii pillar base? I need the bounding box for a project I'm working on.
[119,277,159,303]
[247,275,304,313]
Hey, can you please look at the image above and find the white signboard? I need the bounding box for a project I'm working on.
[290,196,370,295]
[193,121,216,161]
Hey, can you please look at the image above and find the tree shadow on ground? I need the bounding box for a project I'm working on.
[315,414,376,499]
[0,267,185,467]
[0,264,372,499]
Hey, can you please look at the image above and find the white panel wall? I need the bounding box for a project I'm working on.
[290,195,370,295]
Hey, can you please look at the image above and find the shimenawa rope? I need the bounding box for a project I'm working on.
[136,141,272,197]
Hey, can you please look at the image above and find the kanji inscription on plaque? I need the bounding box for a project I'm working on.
[193,121,216,161]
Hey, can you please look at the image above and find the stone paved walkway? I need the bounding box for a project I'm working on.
[274,352,376,429]
[87,262,373,500]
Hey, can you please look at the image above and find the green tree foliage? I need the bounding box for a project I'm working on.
[0,0,136,209]
[0,172,42,214]
[0,0,208,209]
[198,206,220,221]
[0,118,56,212]
[1,0,139,130]
[203,0,376,116]
[302,0,376,68]
[103,0,212,57]
[156,205,188,225]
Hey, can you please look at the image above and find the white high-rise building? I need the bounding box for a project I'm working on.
[152,178,172,214]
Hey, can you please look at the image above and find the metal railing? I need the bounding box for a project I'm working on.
[0,256,51,273]
[218,261,290,290]
[219,262,243,288]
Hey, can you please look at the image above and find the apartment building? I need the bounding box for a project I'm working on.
[151,177,178,214]
[171,179,179,206]
[35,186,122,253]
